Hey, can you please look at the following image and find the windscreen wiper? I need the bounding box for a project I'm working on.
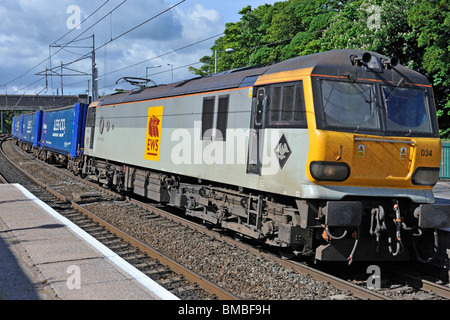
[385,78,405,102]
[344,73,374,103]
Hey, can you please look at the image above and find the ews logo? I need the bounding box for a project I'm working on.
[145,106,163,161]
[148,116,160,138]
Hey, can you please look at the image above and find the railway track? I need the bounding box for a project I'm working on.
[320,261,450,300]
[386,269,450,299]
[1,135,449,300]
[0,135,235,300]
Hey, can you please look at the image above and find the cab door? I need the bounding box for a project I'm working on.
[247,87,266,175]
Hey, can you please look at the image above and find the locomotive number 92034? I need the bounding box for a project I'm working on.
[420,149,433,157]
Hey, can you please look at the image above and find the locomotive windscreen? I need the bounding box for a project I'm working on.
[382,86,433,135]
[314,79,438,137]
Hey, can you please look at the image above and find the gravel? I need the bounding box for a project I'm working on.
[2,140,357,300]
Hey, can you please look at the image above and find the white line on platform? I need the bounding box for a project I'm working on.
[14,183,180,300]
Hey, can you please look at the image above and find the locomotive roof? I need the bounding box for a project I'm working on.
[96,49,430,106]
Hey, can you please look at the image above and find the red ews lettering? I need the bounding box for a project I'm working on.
[145,106,163,161]
[148,115,160,138]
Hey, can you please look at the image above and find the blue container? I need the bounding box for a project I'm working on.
[13,115,21,138]
[71,103,88,158]
[19,114,24,141]
[20,111,42,147]
[40,103,88,158]
[11,115,16,137]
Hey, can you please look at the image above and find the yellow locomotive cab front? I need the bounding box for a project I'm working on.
[307,130,441,190]
[306,67,441,191]
[299,51,450,262]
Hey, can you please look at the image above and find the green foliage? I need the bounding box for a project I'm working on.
[0,111,14,134]
[192,0,449,138]
[408,0,450,136]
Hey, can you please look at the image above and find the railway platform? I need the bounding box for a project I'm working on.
[433,181,450,205]
[0,183,179,300]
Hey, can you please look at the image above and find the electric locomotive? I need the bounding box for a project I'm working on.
[46,49,450,262]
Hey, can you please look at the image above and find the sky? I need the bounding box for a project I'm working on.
[0,0,279,97]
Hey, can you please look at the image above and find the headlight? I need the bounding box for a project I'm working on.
[310,161,350,182]
[412,167,440,186]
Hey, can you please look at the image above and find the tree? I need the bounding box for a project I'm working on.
[408,0,450,137]
[276,0,346,59]
[191,3,293,75]
[190,0,449,137]
[192,1,344,74]
[320,0,449,136]
[320,0,421,67]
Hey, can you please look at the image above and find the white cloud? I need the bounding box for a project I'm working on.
[175,4,223,42]
[0,1,228,95]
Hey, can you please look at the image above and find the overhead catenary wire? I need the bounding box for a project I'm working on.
[51,0,112,46]
[71,0,187,66]
[6,0,429,95]
[19,0,187,95]
[102,32,223,79]
[48,0,112,91]
[98,0,186,53]
[98,61,204,91]
[45,0,130,79]
[1,0,344,94]
[11,32,222,95]
[3,0,129,88]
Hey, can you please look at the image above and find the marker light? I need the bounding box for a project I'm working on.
[310,161,350,182]
[412,167,440,186]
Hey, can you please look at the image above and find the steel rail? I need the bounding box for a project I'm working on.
[0,138,239,300]
[421,278,450,299]
[2,136,389,300]
[6,137,448,301]
[387,270,450,299]
[132,199,393,300]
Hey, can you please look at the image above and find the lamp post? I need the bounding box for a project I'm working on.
[146,65,161,79]
[215,48,234,73]
[167,64,174,83]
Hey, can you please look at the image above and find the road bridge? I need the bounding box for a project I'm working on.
[0,94,90,133]
[0,94,89,111]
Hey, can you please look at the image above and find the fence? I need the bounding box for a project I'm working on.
[440,141,450,180]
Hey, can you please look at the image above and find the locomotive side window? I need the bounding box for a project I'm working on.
[201,97,215,140]
[281,86,295,121]
[267,81,306,128]
[255,88,265,126]
[216,95,229,141]
[201,95,230,141]
[271,87,282,123]
[294,84,306,122]
[86,107,96,127]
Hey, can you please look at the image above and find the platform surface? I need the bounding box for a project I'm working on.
[2,182,450,299]
[433,181,450,204]
[0,184,179,300]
